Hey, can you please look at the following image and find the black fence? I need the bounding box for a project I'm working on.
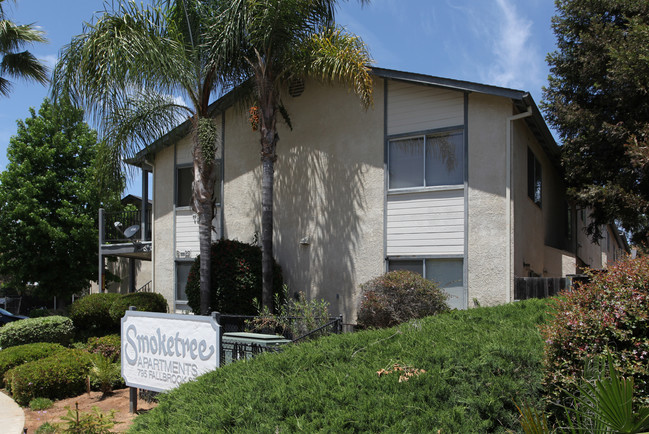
[103,209,152,243]
[216,313,344,366]
[514,275,589,301]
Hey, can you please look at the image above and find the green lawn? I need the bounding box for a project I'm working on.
[131,299,550,433]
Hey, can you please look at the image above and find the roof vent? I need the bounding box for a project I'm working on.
[288,78,305,97]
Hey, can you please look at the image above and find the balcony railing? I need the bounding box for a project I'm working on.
[102,209,152,243]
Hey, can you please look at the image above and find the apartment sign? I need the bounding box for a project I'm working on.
[121,311,220,392]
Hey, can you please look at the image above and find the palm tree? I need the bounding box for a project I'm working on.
[206,0,373,310]
[51,0,226,314]
[0,0,48,96]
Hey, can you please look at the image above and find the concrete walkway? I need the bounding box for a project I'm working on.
[0,390,24,434]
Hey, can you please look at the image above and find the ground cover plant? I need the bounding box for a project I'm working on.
[132,299,549,432]
[541,255,649,409]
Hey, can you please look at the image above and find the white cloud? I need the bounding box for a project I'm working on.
[482,0,543,90]
[40,54,58,70]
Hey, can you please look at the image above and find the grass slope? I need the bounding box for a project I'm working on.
[131,299,549,433]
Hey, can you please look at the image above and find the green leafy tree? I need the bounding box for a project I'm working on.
[52,0,227,314]
[207,0,373,309]
[0,98,122,299]
[0,0,48,96]
[543,0,649,244]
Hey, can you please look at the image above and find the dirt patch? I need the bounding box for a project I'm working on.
[22,388,157,433]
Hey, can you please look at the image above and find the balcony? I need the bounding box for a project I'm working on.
[99,208,152,260]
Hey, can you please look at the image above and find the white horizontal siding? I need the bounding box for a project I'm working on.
[388,80,464,136]
[386,190,464,256]
[175,207,221,259]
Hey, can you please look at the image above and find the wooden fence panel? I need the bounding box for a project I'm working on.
[514,277,570,301]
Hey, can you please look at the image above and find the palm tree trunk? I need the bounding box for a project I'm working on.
[194,118,219,315]
[261,153,274,311]
[196,199,214,315]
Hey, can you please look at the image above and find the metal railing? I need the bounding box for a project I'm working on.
[215,313,344,366]
[136,280,152,293]
[102,209,152,243]
[217,314,344,341]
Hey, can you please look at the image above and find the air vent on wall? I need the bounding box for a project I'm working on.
[288,78,305,97]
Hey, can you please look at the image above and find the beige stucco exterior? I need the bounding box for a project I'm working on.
[141,69,626,320]
[90,258,152,294]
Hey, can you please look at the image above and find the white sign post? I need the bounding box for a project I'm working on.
[121,310,220,393]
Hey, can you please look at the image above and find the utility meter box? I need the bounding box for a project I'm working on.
[221,332,291,365]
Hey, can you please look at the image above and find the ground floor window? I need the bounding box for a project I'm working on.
[388,258,465,309]
[175,261,193,307]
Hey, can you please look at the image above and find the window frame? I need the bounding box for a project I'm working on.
[387,256,465,309]
[175,160,223,209]
[388,127,465,191]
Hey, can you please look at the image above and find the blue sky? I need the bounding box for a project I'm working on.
[1,0,558,195]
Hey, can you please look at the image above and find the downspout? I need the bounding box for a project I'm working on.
[506,100,532,302]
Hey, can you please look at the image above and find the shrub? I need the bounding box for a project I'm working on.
[247,288,333,340]
[0,316,74,349]
[541,255,649,408]
[4,348,92,405]
[28,308,50,318]
[85,334,121,361]
[29,397,54,411]
[68,293,121,334]
[357,270,449,329]
[89,354,124,396]
[60,403,118,433]
[0,342,66,377]
[108,292,168,323]
[185,239,283,314]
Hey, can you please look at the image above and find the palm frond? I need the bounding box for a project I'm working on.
[0,19,47,52]
[105,89,192,159]
[1,50,48,83]
[51,1,197,125]
[297,26,373,108]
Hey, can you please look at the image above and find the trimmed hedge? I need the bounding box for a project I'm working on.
[69,293,121,334]
[0,342,66,377]
[185,239,284,314]
[70,292,168,336]
[357,270,449,329]
[4,348,93,405]
[108,292,168,323]
[0,316,74,349]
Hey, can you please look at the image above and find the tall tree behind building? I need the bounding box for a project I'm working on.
[0,98,122,298]
[543,0,649,244]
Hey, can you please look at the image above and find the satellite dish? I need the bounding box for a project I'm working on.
[124,224,140,239]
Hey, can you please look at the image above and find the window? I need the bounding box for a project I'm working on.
[176,261,192,302]
[177,167,193,207]
[388,258,465,309]
[527,148,542,207]
[176,160,222,208]
[389,130,463,189]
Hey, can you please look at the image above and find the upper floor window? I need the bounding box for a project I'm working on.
[176,160,222,208]
[527,148,542,207]
[389,130,464,189]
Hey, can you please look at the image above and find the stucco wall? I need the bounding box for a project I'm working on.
[152,138,180,311]
[220,79,385,321]
[466,93,510,306]
[90,258,152,294]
